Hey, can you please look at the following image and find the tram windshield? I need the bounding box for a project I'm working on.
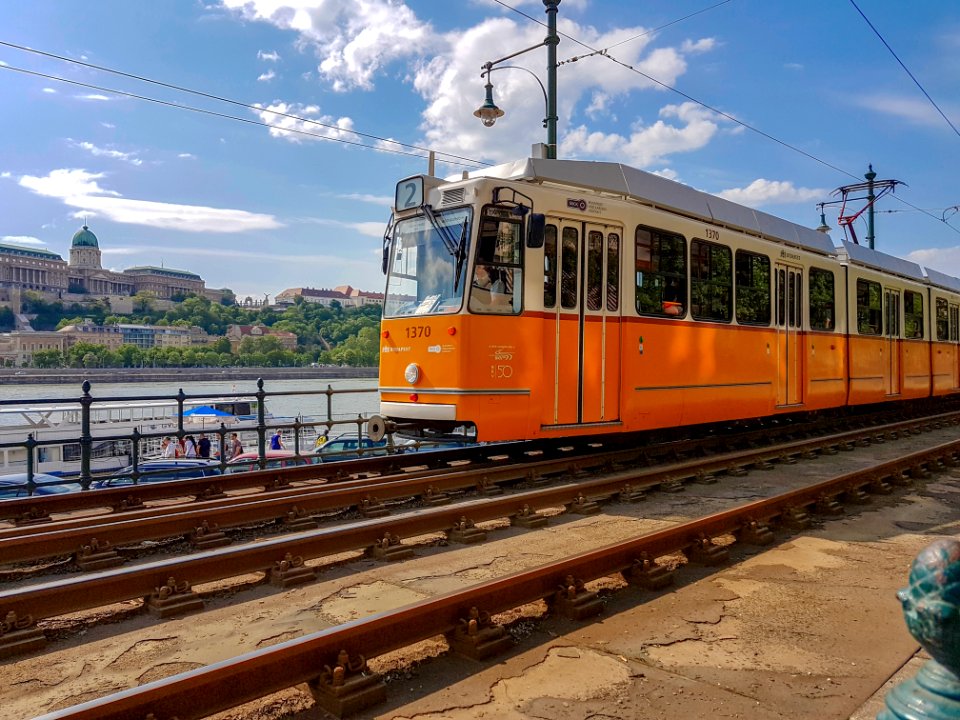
[384,208,472,317]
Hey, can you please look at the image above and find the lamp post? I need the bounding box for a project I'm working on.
[473,0,560,159]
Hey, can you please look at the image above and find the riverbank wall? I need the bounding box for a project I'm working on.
[0,367,378,386]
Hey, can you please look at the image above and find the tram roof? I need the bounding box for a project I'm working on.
[467,158,837,256]
[921,266,960,293]
[837,240,926,282]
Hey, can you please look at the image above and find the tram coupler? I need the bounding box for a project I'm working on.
[269,553,315,588]
[422,486,450,506]
[550,575,603,621]
[684,535,729,566]
[447,517,486,544]
[75,538,124,571]
[308,650,386,718]
[737,520,775,546]
[189,521,230,549]
[283,505,319,531]
[145,577,203,618]
[367,532,413,562]
[446,607,513,661]
[566,494,601,514]
[617,483,646,503]
[359,496,389,518]
[510,504,548,528]
[13,506,51,526]
[0,611,45,659]
[624,553,674,591]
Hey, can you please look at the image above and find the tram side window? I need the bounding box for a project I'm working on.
[607,233,620,312]
[735,250,770,325]
[904,291,924,339]
[809,267,835,331]
[951,304,960,342]
[936,298,949,341]
[856,279,882,335]
[691,239,732,322]
[560,227,579,309]
[635,225,686,317]
[586,230,604,311]
[470,212,523,315]
[543,224,558,308]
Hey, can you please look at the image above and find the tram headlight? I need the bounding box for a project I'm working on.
[404,363,420,385]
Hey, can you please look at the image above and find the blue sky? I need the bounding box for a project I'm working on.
[1,0,957,302]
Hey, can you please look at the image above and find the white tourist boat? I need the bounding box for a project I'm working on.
[0,397,263,477]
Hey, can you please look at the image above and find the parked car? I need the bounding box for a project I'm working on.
[0,472,78,499]
[313,434,398,462]
[94,459,221,488]
[225,449,316,473]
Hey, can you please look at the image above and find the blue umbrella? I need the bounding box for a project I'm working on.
[183,405,233,417]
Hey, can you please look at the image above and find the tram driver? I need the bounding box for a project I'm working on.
[470,263,512,312]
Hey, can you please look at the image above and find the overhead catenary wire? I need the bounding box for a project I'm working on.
[492,0,960,235]
[0,62,486,170]
[848,0,960,139]
[0,39,490,169]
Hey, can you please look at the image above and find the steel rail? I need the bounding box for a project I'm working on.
[33,437,960,720]
[0,413,951,567]
[1,434,954,631]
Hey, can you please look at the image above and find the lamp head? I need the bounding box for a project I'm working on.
[474,79,504,128]
[816,211,832,234]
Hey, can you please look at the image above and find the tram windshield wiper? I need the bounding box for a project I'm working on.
[422,205,469,292]
[381,212,395,274]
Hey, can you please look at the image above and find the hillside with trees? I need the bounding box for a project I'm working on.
[20,292,382,368]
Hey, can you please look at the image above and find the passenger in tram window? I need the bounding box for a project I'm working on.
[662,278,684,316]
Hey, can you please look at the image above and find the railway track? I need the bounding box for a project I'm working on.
[0,412,954,653]
[26,432,960,720]
[0,411,953,575]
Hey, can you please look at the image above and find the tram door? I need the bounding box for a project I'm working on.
[542,219,621,426]
[775,264,803,406]
[884,288,901,395]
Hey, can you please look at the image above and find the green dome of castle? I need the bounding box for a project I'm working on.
[71,225,99,248]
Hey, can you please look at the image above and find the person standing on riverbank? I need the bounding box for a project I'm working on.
[270,429,285,450]
[161,437,176,458]
[229,433,243,460]
[197,433,211,459]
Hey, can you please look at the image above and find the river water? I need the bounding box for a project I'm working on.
[0,377,381,427]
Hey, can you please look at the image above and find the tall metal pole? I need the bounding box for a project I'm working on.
[865,164,877,250]
[544,0,560,159]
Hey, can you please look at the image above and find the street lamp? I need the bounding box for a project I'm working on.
[473,0,560,159]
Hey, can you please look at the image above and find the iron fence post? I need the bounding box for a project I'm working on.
[256,378,266,470]
[80,380,92,490]
[218,422,228,471]
[130,428,141,484]
[25,433,36,492]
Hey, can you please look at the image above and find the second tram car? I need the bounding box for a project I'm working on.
[369,157,960,443]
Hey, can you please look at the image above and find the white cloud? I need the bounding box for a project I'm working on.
[42,87,57,94]
[852,93,956,128]
[0,172,10,178]
[1,235,46,246]
[13,168,282,233]
[77,94,111,101]
[715,178,827,207]
[257,49,280,62]
[681,38,716,54]
[221,0,433,91]
[253,101,358,144]
[101,122,116,129]
[297,216,387,238]
[906,247,960,277]
[178,153,196,159]
[559,102,726,167]
[335,192,393,207]
[257,69,276,82]
[72,140,143,166]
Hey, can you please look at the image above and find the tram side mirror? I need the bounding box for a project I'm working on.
[526,213,546,249]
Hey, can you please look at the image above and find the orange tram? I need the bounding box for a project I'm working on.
[368,156,960,444]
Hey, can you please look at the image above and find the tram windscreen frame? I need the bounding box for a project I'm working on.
[383,207,473,317]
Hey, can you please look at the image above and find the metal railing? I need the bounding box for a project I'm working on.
[0,378,381,494]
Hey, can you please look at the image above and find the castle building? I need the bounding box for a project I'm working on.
[274,285,384,308]
[0,225,210,301]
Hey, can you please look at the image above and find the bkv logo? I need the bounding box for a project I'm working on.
[566,198,587,211]
[492,349,514,361]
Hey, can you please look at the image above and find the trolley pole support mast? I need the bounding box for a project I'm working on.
[818,164,904,250]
